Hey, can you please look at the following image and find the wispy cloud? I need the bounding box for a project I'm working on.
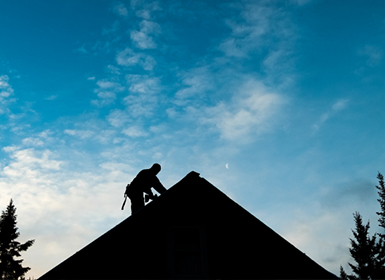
[116,48,156,71]
[122,126,148,137]
[290,0,313,5]
[358,45,383,67]
[130,31,156,49]
[0,75,12,90]
[107,109,130,128]
[202,79,285,141]
[130,1,161,19]
[106,65,121,75]
[0,75,16,110]
[22,137,45,147]
[312,98,349,131]
[91,79,125,107]
[64,129,94,139]
[219,2,293,59]
[73,43,88,54]
[45,95,58,101]
[130,20,161,49]
[97,80,123,90]
[113,2,128,17]
[123,75,161,118]
[102,20,120,35]
[174,66,214,102]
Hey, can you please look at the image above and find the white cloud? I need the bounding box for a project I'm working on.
[91,99,114,107]
[73,44,88,54]
[116,48,156,71]
[97,91,116,99]
[0,146,134,278]
[175,67,213,100]
[116,48,141,66]
[102,20,120,35]
[166,107,178,119]
[122,96,155,117]
[0,75,11,89]
[142,56,156,71]
[107,109,130,127]
[312,98,349,131]
[96,80,122,89]
[358,45,383,66]
[106,65,121,75]
[130,30,156,49]
[263,50,285,70]
[0,75,15,105]
[94,130,117,145]
[2,148,62,175]
[332,99,349,111]
[219,38,248,58]
[0,91,11,98]
[139,20,161,34]
[113,2,128,17]
[92,79,125,107]
[0,75,17,120]
[22,137,45,147]
[219,6,270,57]
[122,75,161,117]
[129,18,161,49]
[64,129,94,139]
[122,126,148,137]
[135,9,151,19]
[130,1,161,19]
[126,74,160,94]
[45,95,58,101]
[39,130,53,139]
[203,79,285,141]
[219,3,293,59]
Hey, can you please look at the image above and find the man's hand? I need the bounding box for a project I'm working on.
[145,193,158,202]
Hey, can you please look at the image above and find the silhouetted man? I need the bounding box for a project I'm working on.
[123,163,167,214]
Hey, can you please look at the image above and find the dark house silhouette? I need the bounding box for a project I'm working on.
[39,171,338,279]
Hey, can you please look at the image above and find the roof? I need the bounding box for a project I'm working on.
[39,171,338,279]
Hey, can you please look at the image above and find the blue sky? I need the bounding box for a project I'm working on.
[1,0,385,277]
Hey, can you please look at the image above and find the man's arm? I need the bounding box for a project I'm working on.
[152,177,167,194]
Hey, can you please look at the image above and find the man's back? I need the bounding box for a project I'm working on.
[128,168,160,195]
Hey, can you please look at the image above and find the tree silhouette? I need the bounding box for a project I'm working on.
[340,212,378,279]
[340,265,351,280]
[376,172,385,237]
[374,172,385,277]
[0,199,34,280]
[340,173,385,279]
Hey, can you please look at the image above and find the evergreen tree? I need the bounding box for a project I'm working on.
[375,172,385,277]
[340,265,354,280]
[340,212,378,279]
[340,172,385,279]
[0,199,34,280]
[376,172,385,237]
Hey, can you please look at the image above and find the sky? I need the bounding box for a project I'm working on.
[0,0,385,278]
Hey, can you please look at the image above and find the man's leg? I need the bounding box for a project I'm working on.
[130,195,145,214]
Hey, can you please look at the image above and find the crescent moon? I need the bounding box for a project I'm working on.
[225,163,229,169]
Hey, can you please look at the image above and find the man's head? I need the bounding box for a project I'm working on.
[150,163,161,175]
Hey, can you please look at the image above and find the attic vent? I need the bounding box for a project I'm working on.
[168,226,208,278]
